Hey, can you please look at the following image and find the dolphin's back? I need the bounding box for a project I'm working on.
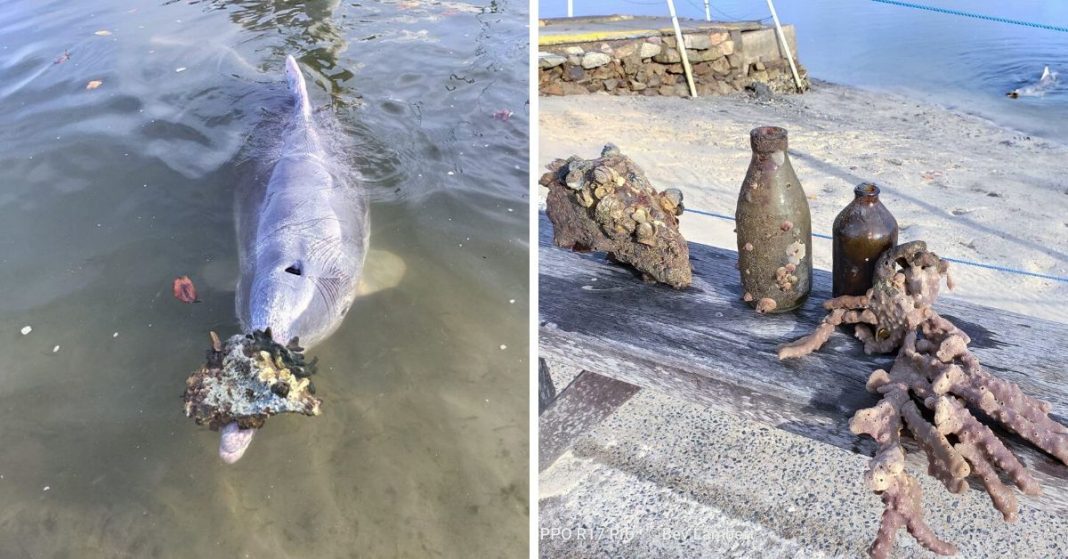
[235,56,368,349]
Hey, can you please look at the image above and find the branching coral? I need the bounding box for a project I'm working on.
[183,329,321,431]
[541,144,692,288]
[779,241,1068,558]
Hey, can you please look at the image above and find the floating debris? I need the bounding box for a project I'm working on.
[53,50,71,65]
[172,275,199,303]
[93,30,112,36]
[85,80,103,90]
[20,325,31,336]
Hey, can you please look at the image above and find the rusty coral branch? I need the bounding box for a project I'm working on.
[781,241,1068,557]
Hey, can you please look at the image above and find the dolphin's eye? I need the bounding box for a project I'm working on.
[284,263,302,276]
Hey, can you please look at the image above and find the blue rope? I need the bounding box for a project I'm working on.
[939,257,1068,284]
[683,207,1068,283]
[869,0,1068,34]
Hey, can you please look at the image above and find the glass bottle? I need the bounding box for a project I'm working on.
[832,182,899,297]
[735,126,812,313]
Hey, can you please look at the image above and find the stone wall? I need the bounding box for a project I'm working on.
[539,23,809,97]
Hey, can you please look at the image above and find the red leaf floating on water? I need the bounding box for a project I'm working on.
[173,276,199,303]
[492,109,513,121]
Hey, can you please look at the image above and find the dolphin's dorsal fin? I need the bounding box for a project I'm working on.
[285,55,312,121]
[1042,65,1052,80]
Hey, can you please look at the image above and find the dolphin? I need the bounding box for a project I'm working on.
[1007,65,1057,98]
[221,55,369,464]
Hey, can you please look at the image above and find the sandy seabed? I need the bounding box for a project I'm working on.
[539,81,1068,323]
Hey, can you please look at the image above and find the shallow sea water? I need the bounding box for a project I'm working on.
[0,0,529,556]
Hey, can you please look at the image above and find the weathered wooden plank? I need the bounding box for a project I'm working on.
[539,370,641,471]
[538,213,1068,514]
[539,358,557,414]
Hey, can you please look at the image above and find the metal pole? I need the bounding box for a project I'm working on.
[765,0,804,92]
[567,0,573,18]
[703,0,711,21]
[666,0,697,97]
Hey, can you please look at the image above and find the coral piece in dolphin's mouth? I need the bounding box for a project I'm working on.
[183,329,321,431]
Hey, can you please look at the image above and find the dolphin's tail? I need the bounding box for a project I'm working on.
[1042,65,1052,80]
[285,54,312,121]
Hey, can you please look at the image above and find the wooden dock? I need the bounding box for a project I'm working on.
[538,213,1068,515]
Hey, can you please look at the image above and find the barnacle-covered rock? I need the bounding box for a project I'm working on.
[779,241,1068,558]
[183,329,321,431]
[541,144,692,288]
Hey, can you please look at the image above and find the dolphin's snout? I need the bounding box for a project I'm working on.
[249,272,308,346]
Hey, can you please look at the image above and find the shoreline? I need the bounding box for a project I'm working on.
[814,78,1068,150]
[539,79,1068,324]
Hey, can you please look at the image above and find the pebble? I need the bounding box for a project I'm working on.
[20,325,32,335]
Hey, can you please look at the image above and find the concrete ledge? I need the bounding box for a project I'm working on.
[538,15,806,97]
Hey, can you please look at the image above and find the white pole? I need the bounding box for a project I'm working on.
[567,0,573,17]
[765,0,803,92]
[703,0,711,22]
[666,0,697,97]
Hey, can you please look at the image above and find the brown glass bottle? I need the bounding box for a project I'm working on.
[832,182,899,297]
[736,126,812,313]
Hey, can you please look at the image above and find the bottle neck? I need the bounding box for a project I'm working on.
[854,183,881,205]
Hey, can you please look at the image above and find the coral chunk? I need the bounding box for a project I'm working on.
[542,144,692,288]
[183,329,321,431]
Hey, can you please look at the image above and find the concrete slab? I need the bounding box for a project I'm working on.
[538,15,762,46]
[539,388,1068,558]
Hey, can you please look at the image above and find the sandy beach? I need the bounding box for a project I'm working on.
[538,82,1068,558]
[539,81,1068,323]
